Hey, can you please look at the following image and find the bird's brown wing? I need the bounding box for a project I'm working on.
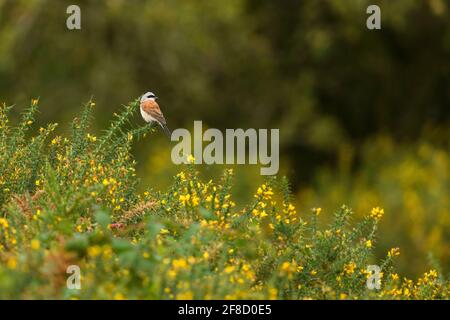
[141,100,167,125]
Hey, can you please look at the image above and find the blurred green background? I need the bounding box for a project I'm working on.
[0,0,448,277]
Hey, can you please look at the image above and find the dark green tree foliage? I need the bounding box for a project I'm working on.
[0,0,448,187]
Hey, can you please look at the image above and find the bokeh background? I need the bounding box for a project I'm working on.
[0,0,448,277]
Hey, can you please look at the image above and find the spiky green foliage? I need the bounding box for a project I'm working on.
[0,100,448,299]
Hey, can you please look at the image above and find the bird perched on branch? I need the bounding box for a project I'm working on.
[140,91,171,138]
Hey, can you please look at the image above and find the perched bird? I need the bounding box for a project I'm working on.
[140,91,171,138]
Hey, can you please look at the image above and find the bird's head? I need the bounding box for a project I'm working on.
[140,91,158,103]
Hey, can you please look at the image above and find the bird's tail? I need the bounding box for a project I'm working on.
[160,123,172,139]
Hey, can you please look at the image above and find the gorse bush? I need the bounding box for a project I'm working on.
[299,137,450,276]
[0,100,448,299]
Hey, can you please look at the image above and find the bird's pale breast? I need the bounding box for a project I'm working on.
[140,99,167,125]
[140,107,155,123]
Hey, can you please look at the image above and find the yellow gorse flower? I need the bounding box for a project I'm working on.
[172,258,188,270]
[31,239,40,250]
[388,247,400,257]
[0,218,9,228]
[344,262,356,275]
[186,154,195,164]
[370,207,384,221]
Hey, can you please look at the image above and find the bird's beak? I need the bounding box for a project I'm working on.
[155,96,159,100]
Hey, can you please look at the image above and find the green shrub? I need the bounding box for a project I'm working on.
[298,137,450,276]
[0,100,448,299]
